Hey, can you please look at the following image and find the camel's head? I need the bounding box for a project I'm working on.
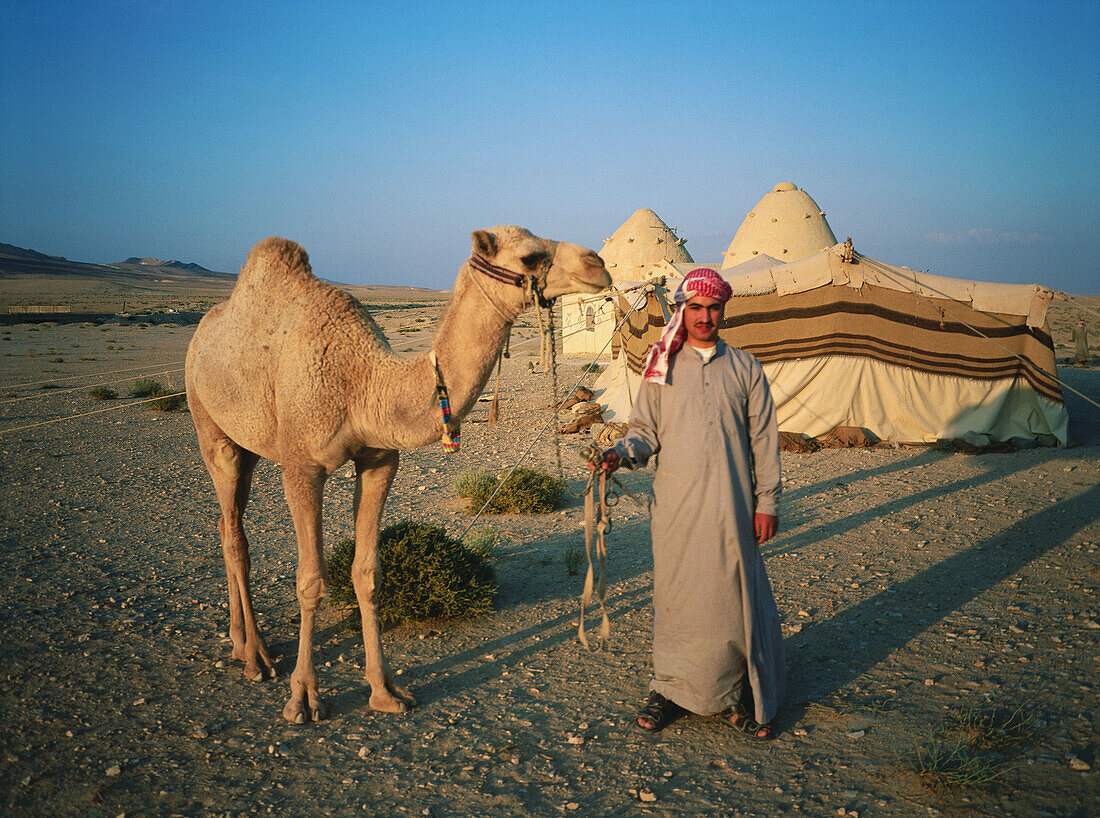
[471,226,610,302]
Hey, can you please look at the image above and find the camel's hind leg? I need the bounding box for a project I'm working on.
[190,394,276,681]
[352,450,415,713]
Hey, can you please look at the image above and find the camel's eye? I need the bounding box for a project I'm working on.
[520,252,546,270]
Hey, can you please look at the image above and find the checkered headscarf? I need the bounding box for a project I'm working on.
[642,268,732,384]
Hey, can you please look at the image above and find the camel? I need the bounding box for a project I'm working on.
[185,227,610,722]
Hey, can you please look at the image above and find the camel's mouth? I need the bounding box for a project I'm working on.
[541,248,611,300]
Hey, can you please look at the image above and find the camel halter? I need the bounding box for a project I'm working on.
[467,240,560,310]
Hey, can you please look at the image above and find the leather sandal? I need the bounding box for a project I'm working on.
[635,691,685,733]
[726,698,774,742]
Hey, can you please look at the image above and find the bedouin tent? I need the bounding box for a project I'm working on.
[595,242,1068,446]
[562,209,692,357]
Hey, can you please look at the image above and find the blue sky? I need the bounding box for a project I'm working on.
[2,0,1098,292]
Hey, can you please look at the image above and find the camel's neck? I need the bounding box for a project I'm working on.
[431,262,525,418]
[356,262,526,450]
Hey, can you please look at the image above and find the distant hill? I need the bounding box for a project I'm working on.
[0,243,235,282]
[0,243,450,305]
[119,257,218,274]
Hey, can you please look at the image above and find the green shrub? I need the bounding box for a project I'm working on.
[327,521,497,628]
[581,362,603,374]
[565,541,584,576]
[463,526,500,561]
[129,378,163,397]
[128,377,186,411]
[454,467,565,514]
[89,386,118,400]
[148,391,187,412]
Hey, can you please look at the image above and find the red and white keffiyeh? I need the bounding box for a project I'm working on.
[642,268,732,384]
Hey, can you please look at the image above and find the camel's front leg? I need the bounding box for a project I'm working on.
[353,450,415,713]
[280,464,329,723]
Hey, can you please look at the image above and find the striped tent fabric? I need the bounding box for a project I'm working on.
[601,245,1067,445]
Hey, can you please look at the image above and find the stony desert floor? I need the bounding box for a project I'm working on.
[0,301,1097,818]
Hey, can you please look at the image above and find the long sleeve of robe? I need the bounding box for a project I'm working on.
[611,342,785,723]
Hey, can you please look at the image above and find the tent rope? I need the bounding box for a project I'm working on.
[0,367,186,404]
[0,390,189,435]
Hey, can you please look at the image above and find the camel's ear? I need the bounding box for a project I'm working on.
[471,230,497,258]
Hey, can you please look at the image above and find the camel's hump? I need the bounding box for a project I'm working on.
[235,236,314,287]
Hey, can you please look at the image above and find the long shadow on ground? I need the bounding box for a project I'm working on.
[782,482,1100,717]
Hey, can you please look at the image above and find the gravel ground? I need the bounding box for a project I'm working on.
[0,310,1097,817]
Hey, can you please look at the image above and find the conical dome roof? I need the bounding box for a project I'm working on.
[600,209,693,281]
[721,183,837,269]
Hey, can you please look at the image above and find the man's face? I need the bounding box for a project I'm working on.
[683,296,723,347]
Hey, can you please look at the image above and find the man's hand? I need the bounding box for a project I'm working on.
[588,449,621,474]
[754,513,778,544]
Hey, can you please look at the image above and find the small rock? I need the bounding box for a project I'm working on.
[567,735,585,745]
[798,610,811,618]
[358,746,370,759]
[1069,757,1091,771]
[132,697,147,706]
[792,727,808,736]
[20,775,30,786]
[565,803,580,811]
[106,763,121,777]
[1084,620,1099,630]
[924,678,935,686]
[639,789,657,803]
[788,623,803,633]
[846,730,865,739]
[1008,624,1024,634]
[192,726,209,739]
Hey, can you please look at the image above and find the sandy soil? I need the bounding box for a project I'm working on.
[0,301,1097,817]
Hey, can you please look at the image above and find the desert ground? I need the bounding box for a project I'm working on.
[0,285,1097,817]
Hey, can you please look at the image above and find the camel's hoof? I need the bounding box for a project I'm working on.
[369,688,414,714]
[244,665,276,682]
[282,697,328,724]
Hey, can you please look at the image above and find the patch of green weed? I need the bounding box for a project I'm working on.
[454,467,565,514]
[327,521,497,628]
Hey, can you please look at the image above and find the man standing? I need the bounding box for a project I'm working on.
[1072,320,1091,367]
[597,267,784,741]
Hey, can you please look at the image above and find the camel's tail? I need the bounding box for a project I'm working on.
[235,236,315,289]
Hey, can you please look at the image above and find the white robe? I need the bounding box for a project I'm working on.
[612,342,785,722]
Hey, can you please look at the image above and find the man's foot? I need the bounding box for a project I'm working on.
[635,691,685,733]
[726,699,774,742]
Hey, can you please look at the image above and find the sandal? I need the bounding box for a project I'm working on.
[635,691,685,733]
[727,698,774,742]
